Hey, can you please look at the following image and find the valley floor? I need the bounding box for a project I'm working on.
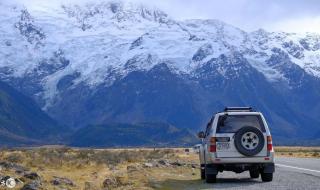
[0,147,319,190]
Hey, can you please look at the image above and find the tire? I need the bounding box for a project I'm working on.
[205,173,217,183]
[204,164,217,183]
[201,168,205,180]
[261,172,273,182]
[250,170,260,178]
[234,126,265,156]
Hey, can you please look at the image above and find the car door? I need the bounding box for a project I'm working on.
[203,118,213,163]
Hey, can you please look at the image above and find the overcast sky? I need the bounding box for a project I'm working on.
[3,0,320,33]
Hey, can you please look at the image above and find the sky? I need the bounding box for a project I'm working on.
[2,0,320,33]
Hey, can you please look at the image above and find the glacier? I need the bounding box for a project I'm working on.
[1,1,320,108]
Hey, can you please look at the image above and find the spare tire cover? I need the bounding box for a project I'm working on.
[234,126,265,156]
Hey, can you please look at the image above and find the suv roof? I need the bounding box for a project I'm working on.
[224,107,253,112]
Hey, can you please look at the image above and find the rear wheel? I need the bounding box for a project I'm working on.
[200,168,205,179]
[205,173,217,183]
[205,164,217,183]
[261,172,273,182]
[249,170,260,178]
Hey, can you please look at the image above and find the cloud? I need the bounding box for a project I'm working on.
[3,0,320,33]
[145,0,320,33]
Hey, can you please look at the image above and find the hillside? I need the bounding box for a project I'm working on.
[0,0,320,144]
[69,122,197,147]
[0,81,63,146]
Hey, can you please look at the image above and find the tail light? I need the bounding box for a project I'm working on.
[209,137,216,152]
[267,136,273,151]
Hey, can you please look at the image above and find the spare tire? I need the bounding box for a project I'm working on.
[234,126,265,156]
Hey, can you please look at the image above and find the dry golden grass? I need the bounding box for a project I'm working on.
[0,147,197,190]
[0,146,319,189]
[275,146,320,158]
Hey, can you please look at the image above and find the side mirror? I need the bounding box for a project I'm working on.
[197,131,205,139]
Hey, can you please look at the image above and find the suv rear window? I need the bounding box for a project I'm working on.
[216,115,266,133]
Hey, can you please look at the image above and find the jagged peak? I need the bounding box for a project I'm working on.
[19,9,33,21]
[60,0,171,26]
[185,19,241,30]
[250,28,270,36]
[14,8,46,47]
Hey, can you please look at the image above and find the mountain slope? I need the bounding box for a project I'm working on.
[0,81,63,146]
[0,1,320,144]
[69,122,197,147]
[48,63,204,129]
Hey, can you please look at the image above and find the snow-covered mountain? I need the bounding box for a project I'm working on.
[1,0,320,143]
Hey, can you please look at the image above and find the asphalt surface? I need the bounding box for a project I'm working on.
[161,157,320,190]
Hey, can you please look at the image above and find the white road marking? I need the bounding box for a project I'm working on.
[276,164,320,173]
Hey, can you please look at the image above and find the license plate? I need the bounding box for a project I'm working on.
[217,142,230,150]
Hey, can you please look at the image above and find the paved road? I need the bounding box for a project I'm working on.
[160,157,320,190]
[275,157,320,172]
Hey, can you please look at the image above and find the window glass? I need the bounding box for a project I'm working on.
[216,115,266,133]
[205,118,213,137]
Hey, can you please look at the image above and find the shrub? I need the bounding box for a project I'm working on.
[5,152,23,163]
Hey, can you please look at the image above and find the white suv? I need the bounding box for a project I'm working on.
[197,107,275,183]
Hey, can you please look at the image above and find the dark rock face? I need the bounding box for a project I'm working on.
[14,9,45,47]
[130,36,143,50]
[192,43,213,61]
[282,41,304,59]
[299,36,320,51]
[110,2,121,13]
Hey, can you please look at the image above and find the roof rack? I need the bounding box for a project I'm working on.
[224,107,253,112]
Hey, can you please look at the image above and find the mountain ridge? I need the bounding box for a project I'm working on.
[0,0,320,144]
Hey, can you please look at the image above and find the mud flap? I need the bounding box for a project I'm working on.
[205,164,218,175]
[263,163,275,173]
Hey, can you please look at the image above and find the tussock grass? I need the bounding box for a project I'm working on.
[0,147,182,189]
[1,146,317,189]
[275,146,320,158]
[0,148,176,168]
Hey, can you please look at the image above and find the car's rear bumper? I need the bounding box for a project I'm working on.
[207,152,274,164]
[206,163,275,174]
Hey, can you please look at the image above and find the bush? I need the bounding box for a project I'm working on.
[1,148,178,169]
[5,152,23,163]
